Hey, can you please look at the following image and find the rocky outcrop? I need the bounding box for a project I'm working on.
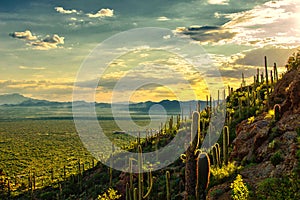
[208,67,300,200]
[270,67,300,115]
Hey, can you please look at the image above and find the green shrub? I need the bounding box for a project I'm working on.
[256,175,300,200]
[210,189,224,198]
[40,191,58,200]
[270,151,284,166]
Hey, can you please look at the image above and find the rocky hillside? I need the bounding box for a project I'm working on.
[208,63,300,199]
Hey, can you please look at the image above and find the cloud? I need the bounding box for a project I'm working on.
[10,30,65,50]
[157,16,170,21]
[175,25,236,44]
[9,30,37,41]
[177,0,300,48]
[86,8,114,18]
[235,47,297,68]
[55,6,79,14]
[19,66,46,70]
[208,0,229,5]
[0,79,75,102]
[222,0,300,47]
[31,34,65,50]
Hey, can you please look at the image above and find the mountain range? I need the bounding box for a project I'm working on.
[0,93,211,113]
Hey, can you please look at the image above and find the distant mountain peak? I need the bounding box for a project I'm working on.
[0,93,31,105]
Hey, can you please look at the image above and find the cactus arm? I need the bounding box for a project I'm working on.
[143,170,153,199]
[180,154,187,163]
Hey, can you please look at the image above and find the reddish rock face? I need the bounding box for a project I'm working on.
[270,67,300,116]
[209,66,300,200]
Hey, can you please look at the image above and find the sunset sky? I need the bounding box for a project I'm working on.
[0,0,299,102]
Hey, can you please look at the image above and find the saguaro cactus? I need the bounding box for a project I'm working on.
[169,116,173,130]
[215,143,221,167]
[274,63,278,82]
[242,73,246,87]
[212,145,218,167]
[223,126,229,165]
[166,171,171,200]
[126,183,130,200]
[196,152,210,200]
[127,146,153,200]
[264,56,269,85]
[180,111,202,199]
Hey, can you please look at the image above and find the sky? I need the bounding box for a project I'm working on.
[0,0,299,102]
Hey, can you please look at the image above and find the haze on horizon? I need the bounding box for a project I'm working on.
[0,0,299,103]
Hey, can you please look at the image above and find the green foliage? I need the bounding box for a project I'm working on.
[230,174,249,200]
[210,189,224,198]
[270,151,284,166]
[256,175,300,200]
[97,188,121,200]
[268,139,279,150]
[40,191,58,200]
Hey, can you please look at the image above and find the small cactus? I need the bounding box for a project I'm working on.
[169,116,173,130]
[274,104,281,121]
[166,171,171,200]
[215,143,221,167]
[212,145,217,167]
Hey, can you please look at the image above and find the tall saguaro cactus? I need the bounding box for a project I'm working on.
[273,63,278,82]
[196,152,211,200]
[126,145,153,200]
[264,56,269,85]
[223,126,230,165]
[180,111,205,199]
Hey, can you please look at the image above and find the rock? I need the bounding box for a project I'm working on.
[207,182,231,200]
[270,67,300,116]
[230,117,271,163]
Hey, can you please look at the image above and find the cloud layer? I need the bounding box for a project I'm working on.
[54,7,79,14]
[86,8,114,18]
[9,30,37,41]
[207,0,229,5]
[178,0,300,48]
[10,30,64,50]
